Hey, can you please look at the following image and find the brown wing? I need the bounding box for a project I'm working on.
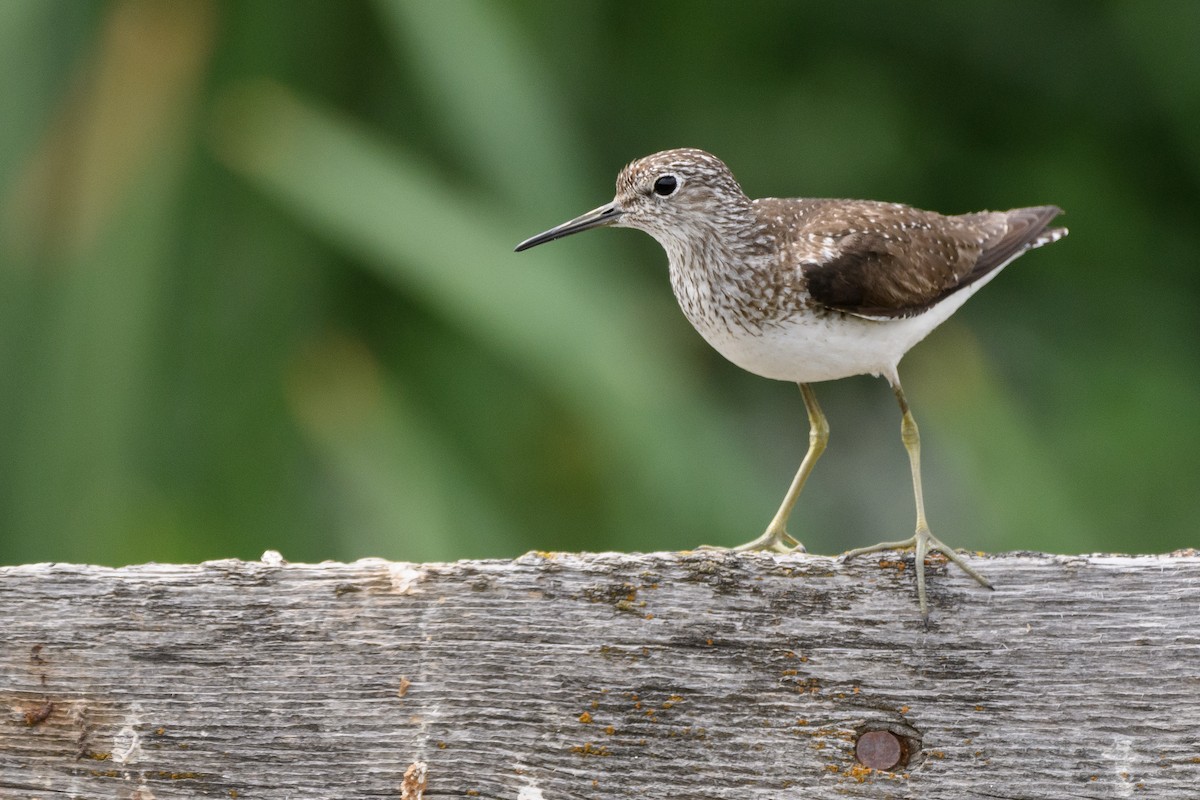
[956,206,1066,287]
[800,203,1064,319]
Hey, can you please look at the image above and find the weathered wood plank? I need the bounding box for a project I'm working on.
[2,550,1198,799]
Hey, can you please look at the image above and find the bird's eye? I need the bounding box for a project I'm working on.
[653,175,678,197]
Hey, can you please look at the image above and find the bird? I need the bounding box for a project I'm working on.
[515,148,1066,615]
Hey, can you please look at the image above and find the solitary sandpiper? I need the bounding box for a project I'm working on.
[515,148,1066,615]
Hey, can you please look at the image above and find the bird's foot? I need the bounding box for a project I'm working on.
[841,526,991,616]
[698,525,805,554]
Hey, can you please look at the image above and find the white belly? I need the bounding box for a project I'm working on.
[687,278,991,385]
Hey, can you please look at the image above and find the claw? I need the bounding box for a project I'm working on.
[700,527,804,554]
[843,528,991,615]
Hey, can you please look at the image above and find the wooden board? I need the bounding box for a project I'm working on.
[3,550,1198,798]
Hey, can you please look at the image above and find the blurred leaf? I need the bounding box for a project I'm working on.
[1111,2,1200,181]
[2,0,215,564]
[3,1,1199,568]
[288,332,521,561]
[211,80,775,549]
[372,0,586,215]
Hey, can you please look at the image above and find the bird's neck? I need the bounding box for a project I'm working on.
[660,208,780,334]
[661,204,771,280]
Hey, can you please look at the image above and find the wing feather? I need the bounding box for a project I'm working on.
[801,204,1064,319]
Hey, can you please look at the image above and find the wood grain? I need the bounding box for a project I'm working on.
[2,550,1198,799]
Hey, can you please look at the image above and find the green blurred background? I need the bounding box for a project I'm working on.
[1,0,1196,567]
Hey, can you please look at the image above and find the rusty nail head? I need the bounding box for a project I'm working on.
[855,730,906,771]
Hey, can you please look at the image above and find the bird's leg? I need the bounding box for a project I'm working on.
[842,381,992,615]
[728,383,828,553]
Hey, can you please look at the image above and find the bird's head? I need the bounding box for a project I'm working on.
[515,148,751,253]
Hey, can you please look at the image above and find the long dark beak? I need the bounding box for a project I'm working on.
[514,202,623,252]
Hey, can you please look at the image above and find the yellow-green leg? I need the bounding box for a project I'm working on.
[729,383,828,553]
[842,381,992,615]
